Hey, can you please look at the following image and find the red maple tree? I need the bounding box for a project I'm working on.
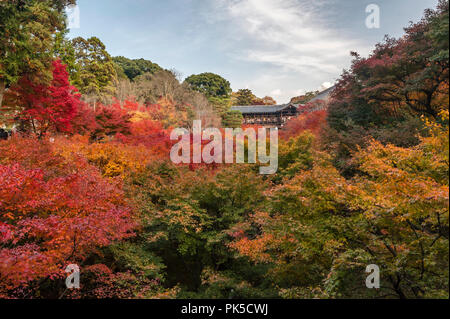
[6,60,80,138]
[0,162,136,295]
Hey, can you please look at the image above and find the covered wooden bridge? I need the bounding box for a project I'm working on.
[230,103,299,128]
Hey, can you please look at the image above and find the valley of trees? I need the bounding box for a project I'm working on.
[0,0,448,299]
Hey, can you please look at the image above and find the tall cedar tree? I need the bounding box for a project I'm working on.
[0,0,76,109]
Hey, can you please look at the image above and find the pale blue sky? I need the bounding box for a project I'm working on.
[68,0,439,103]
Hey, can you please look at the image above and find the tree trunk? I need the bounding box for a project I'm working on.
[0,80,5,110]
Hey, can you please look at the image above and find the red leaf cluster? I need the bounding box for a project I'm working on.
[0,162,135,293]
[5,60,80,137]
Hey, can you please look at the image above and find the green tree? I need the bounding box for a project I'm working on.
[113,56,162,81]
[53,30,79,83]
[208,97,231,116]
[126,163,271,295]
[71,36,117,104]
[221,110,243,128]
[0,0,75,109]
[185,73,232,99]
[232,117,449,298]
[235,89,256,106]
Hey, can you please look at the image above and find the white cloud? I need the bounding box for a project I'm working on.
[293,88,307,96]
[319,81,333,91]
[200,0,368,102]
[213,0,359,74]
[270,89,282,96]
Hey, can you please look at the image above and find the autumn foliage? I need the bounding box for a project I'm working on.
[0,138,136,297]
[280,110,327,140]
[3,60,80,137]
[0,0,448,300]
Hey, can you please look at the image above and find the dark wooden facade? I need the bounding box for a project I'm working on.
[230,104,299,128]
[230,86,336,128]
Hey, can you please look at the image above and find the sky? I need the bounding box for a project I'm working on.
[68,0,440,103]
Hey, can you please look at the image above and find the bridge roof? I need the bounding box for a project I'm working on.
[309,85,335,102]
[230,104,295,114]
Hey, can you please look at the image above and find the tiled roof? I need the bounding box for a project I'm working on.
[309,85,335,102]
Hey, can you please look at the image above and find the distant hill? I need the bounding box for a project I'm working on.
[113,56,163,81]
